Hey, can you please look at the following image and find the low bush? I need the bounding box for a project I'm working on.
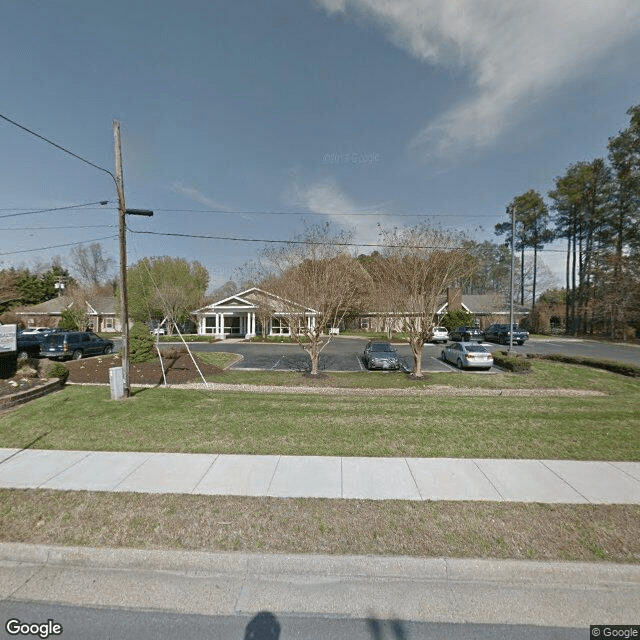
[40,360,70,383]
[250,335,309,343]
[129,322,156,363]
[157,334,216,343]
[493,350,532,373]
[529,353,640,377]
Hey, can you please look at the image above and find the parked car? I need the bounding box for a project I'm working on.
[449,326,484,342]
[20,327,53,335]
[484,323,529,346]
[363,341,401,370]
[430,326,449,343]
[441,341,493,370]
[40,331,115,360]
[16,333,46,359]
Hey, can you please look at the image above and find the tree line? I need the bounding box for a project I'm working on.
[495,105,640,338]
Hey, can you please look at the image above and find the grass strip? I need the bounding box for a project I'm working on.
[1,382,639,459]
[1,489,638,563]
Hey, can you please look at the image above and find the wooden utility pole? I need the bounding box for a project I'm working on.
[509,203,515,353]
[113,120,130,397]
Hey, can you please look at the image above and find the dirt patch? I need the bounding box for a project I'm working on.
[64,353,224,386]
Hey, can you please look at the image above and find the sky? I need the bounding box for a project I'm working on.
[1,0,640,294]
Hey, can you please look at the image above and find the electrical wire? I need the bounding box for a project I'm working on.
[0,113,114,180]
[3,225,115,231]
[128,228,567,253]
[0,201,110,220]
[0,235,118,256]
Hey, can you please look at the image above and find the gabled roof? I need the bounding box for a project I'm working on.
[16,295,116,316]
[15,297,73,314]
[437,292,530,315]
[195,287,317,315]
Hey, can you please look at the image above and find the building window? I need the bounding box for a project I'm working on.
[270,317,290,335]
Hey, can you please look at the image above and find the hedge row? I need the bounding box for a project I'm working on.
[528,353,640,377]
[492,351,532,373]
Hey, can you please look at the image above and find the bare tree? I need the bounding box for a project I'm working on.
[260,224,372,375]
[70,243,115,287]
[372,225,471,377]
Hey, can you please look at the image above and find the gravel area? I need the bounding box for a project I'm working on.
[68,380,606,397]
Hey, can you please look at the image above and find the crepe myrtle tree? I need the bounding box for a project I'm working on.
[258,223,372,375]
[371,225,471,378]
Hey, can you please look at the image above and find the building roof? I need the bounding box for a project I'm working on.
[195,287,317,315]
[15,295,116,316]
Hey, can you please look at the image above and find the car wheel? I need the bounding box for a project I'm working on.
[17,350,29,359]
[441,351,446,361]
[72,349,83,360]
[103,345,113,354]
[457,358,464,370]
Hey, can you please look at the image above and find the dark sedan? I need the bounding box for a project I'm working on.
[449,326,484,342]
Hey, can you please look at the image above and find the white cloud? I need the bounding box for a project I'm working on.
[315,0,640,159]
[286,176,392,248]
[170,183,230,210]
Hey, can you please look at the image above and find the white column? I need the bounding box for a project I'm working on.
[246,311,256,338]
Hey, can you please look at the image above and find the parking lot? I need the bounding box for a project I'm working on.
[186,334,640,374]
[188,336,511,373]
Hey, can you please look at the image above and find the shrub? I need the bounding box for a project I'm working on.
[59,309,79,331]
[41,361,70,383]
[440,309,474,331]
[129,322,157,363]
[493,350,532,373]
[529,353,640,377]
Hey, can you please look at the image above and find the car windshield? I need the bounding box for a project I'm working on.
[370,343,395,352]
[465,345,488,353]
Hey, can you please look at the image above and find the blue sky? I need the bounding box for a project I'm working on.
[2,0,640,293]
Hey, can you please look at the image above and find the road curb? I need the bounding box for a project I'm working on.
[2,543,639,626]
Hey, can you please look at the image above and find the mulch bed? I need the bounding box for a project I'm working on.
[0,354,224,398]
[63,353,224,385]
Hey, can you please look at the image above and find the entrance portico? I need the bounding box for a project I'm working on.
[194,288,316,340]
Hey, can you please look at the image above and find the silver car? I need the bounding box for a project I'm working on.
[441,341,493,370]
[363,341,401,370]
[430,326,449,343]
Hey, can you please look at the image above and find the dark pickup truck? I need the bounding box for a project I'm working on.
[484,323,529,346]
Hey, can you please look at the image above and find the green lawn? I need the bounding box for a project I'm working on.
[1,360,639,460]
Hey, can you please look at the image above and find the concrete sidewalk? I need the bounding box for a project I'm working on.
[1,448,639,503]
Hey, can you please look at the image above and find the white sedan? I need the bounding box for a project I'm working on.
[441,341,493,370]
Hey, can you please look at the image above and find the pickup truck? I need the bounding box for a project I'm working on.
[484,323,529,346]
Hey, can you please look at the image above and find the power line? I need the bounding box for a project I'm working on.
[0,235,118,257]
[150,207,496,219]
[129,228,567,253]
[3,225,115,231]
[0,201,110,220]
[0,113,114,181]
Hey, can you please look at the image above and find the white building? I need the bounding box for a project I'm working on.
[194,288,317,339]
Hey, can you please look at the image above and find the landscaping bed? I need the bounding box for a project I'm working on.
[64,352,224,385]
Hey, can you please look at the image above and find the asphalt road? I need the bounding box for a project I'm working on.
[186,335,640,373]
[0,601,586,639]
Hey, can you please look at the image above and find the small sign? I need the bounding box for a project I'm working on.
[0,324,17,354]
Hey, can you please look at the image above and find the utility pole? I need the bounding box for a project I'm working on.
[113,121,153,399]
[113,121,130,397]
[509,204,515,353]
